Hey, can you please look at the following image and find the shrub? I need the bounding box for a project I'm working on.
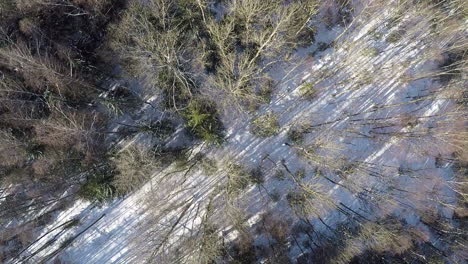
[14,0,48,12]
[288,128,304,143]
[198,220,222,264]
[257,77,275,104]
[251,112,280,137]
[369,28,384,40]
[79,165,116,203]
[112,146,159,195]
[386,30,404,43]
[158,68,193,109]
[136,119,175,140]
[270,190,281,202]
[184,99,224,144]
[229,231,257,264]
[260,212,290,244]
[249,167,264,184]
[361,47,379,57]
[73,0,113,10]
[286,185,328,217]
[79,177,115,202]
[286,190,310,206]
[287,124,311,144]
[295,168,306,179]
[153,146,189,167]
[358,70,374,87]
[274,169,286,180]
[226,163,251,196]
[195,154,218,176]
[298,82,317,99]
[294,25,316,47]
[18,17,38,36]
[0,130,28,169]
[317,42,331,52]
[101,85,143,116]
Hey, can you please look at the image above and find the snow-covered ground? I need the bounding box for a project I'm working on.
[8,1,466,263]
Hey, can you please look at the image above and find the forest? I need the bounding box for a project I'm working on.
[0,0,467,263]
